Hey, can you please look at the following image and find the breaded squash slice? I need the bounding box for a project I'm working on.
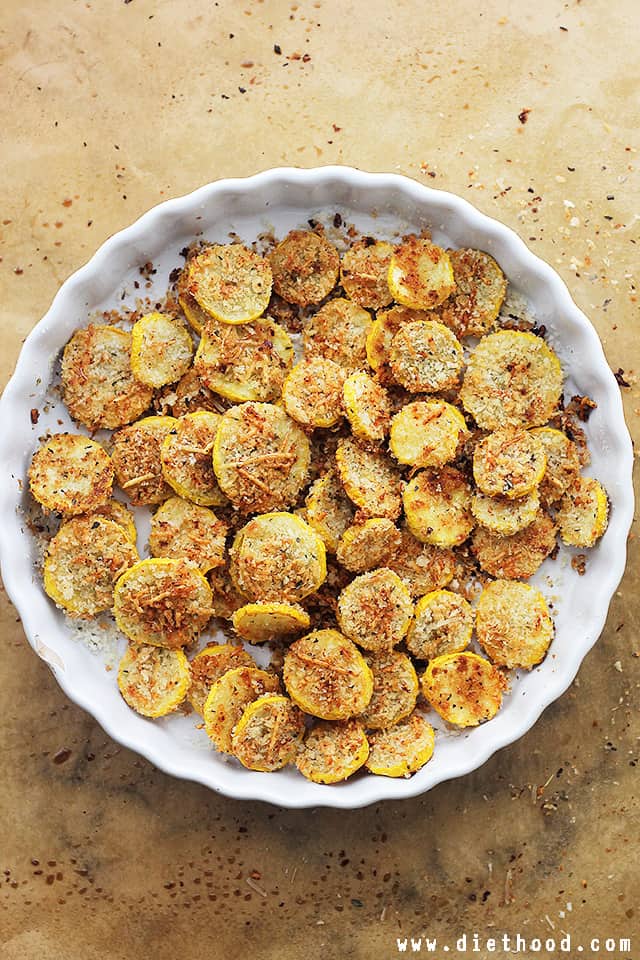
[475,579,554,668]
[387,526,456,598]
[118,644,190,718]
[194,316,293,402]
[556,476,609,547]
[460,331,563,430]
[203,666,280,752]
[29,434,114,516]
[282,357,346,428]
[83,498,137,544]
[283,629,373,720]
[337,568,413,651]
[336,518,402,574]
[342,371,391,441]
[213,402,310,513]
[231,695,305,771]
[149,496,227,573]
[130,312,193,388]
[44,516,139,618]
[365,712,435,777]
[177,284,210,336]
[112,416,177,507]
[188,643,254,715]
[388,237,455,310]
[390,400,467,468]
[232,601,310,643]
[296,720,369,784]
[389,320,464,393]
[365,305,428,381]
[181,244,272,325]
[303,297,373,372]
[270,229,339,306]
[304,468,355,553]
[406,589,473,661]
[403,467,474,547]
[61,324,153,430]
[359,650,419,730]
[473,426,546,499]
[530,427,582,505]
[335,437,403,520]
[471,489,540,536]
[422,651,506,727]
[472,512,557,579]
[231,512,326,602]
[114,557,213,648]
[160,410,227,507]
[340,239,394,310]
[435,248,507,338]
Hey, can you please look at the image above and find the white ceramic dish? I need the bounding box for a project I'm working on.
[0,167,633,808]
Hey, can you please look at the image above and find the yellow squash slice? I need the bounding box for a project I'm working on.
[130,311,194,388]
[403,467,474,547]
[270,229,339,306]
[304,468,355,553]
[114,557,213,648]
[232,601,310,643]
[406,589,473,661]
[472,512,557,579]
[335,437,403,520]
[359,650,419,730]
[296,720,369,784]
[231,695,305,771]
[181,243,272,325]
[231,512,326,603]
[365,712,435,777]
[61,324,153,431]
[473,426,546,499]
[118,644,190,718]
[422,651,507,727]
[149,496,227,573]
[365,304,429,381]
[160,410,227,507]
[471,489,540,537]
[388,237,455,310]
[387,526,456,598]
[340,239,394,310]
[556,476,609,547]
[460,331,563,430]
[283,629,373,720]
[213,402,310,514]
[303,297,373,372]
[389,320,464,393]
[83,498,137,544]
[475,579,554,669]
[282,357,346,428]
[112,416,177,507]
[337,568,414,651]
[194,316,293,402]
[336,518,402,574]
[29,433,114,516]
[530,426,582,505]
[342,371,391,441]
[44,516,139,618]
[390,400,467,468]
[435,248,507,338]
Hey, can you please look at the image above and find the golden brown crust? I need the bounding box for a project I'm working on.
[359,650,418,730]
[160,411,227,507]
[112,416,178,507]
[406,589,473,661]
[422,652,507,727]
[204,666,281,751]
[283,629,373,720]
[154,367,225,419]
[303,297,373,372]
[213,402,310,513]
[531,427,582,505]
[188,644,255,715]
[270,230,339,306]
[336,518,402,574]
[208,559,248,620]
[389,320,464,393]
[386,527,456,598]
[114,557,213,648]
[149,496,227,573]
[296,719,369,783]
[335,437,403,520]
[473,426,546,500]
[282,357,346,428]
[118,644,190,718]
[403,467,474,547]
[388,238,455,310]
[434,248,506,338]
[29,434,114,516]
[304,468,355,553]
[130,312,194,388]
[44,516,139,618]
[340,240,394,310]
[183,244,272,324]
[366,305,429,382]
[337,568,414,651]
[472,511,557,579]
[61,325,153,430]
[231,695,305,771]
[475,579,554,668]
[342,371,391,441]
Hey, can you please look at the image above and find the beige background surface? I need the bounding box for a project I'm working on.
[1,1,638,958]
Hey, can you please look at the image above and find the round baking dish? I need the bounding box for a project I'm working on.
[0,167,633,808]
